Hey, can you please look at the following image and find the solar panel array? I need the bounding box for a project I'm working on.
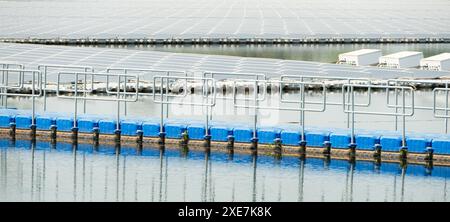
[1,43,449,79]
[0,0,449,40]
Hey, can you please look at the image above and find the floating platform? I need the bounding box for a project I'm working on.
[1,108,450,166]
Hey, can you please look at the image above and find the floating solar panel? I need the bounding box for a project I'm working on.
[0,0,449,42]
[1,43,450,79]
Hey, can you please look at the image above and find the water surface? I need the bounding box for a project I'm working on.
[93,43,450,63]
[0,140,448,202]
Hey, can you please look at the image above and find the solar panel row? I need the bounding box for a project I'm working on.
[0,0,449,40]
[1,43,449,80]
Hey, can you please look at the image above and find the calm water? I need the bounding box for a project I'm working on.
[90,43,450,63]
[0,139,448,202]
[3,43,450,202]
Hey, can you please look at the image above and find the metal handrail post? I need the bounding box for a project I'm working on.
[83,67,88,113]
[74,73,78,129]
[395,85,399,131]
[347,79,351,128]
[351,85,355,145]
[253,81,258,141]
[402,88,406,148]
[300,82,306,143]
[446,82,449,133]
[43,66,48,111]
[123,69,128,116]
[116,74,121,131]
[165,71,169,119]
[159,77,165,140]
[31,69,36,126]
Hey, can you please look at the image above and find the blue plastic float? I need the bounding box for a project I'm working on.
[1,108,450,154]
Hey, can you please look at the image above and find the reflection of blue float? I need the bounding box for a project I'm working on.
[6,138,448,179]
[2,108,450,155]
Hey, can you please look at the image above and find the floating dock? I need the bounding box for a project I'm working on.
[1,108,449,166]
[2,43,450,167]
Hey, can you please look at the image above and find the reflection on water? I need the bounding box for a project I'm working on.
[0,139,449,202]
[91,43,450,63]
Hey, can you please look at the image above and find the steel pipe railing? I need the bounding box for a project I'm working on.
[56,72,139,130]
[153,76,216,140]
[38,64,94,113]
[231,78,327,145]
[343,83,415,148]
[106,68,188,117]
[387,79,450,133]
[280,75,372,129]
[202,71,267,122]
[0,68,42,127]
[433,88,450,122]
[1,63,26,108]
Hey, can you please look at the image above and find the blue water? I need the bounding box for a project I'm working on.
[0,139,449,202]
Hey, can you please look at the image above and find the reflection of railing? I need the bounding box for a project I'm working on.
[343,83,415,149]
[56,72,139,131]
[153,76,216,141]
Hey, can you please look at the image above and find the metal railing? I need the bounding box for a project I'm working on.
[38,64,94,113]
[153,76,216,139]
[231,78,327,144]
[202,71,267,121]
[343,83,415,148]
[0,63,447,152]
[433,87,450,121]
[106,68,188,116]
[280,75,372,128]
[387,79,450,133]
[56,71,139,130]
[1,62,25,108]
[0,68,42,126]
